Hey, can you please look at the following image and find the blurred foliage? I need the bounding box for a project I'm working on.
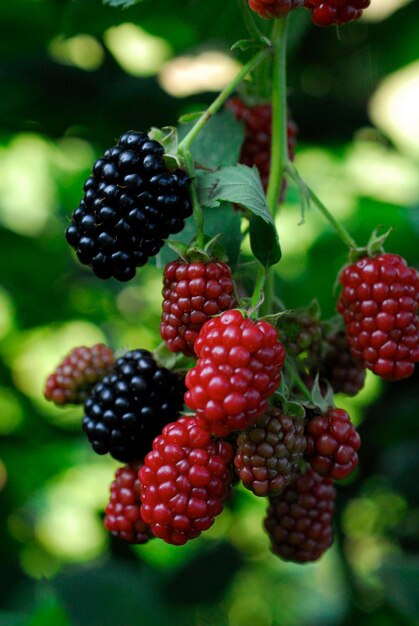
[0,0,418,625]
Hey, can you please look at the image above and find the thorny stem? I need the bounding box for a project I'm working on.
[178,47,271,153]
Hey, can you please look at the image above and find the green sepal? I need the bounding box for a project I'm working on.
[348,226,393,263]
[178,111,205,124]
[274,392,306,420]
[303,374,335,413]
[231,36,271,52]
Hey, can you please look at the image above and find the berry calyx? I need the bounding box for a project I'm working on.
[104,462,153,544]
[139,417,234,545]
[305,407,360,480]
[65,131,192,282]
[160,258,237,357]
[264,468,335,563]
[337,253,419,381]
[82,349,185,462]
[185,309,286,437]
[234,405,306,497]
[44,344,115,405]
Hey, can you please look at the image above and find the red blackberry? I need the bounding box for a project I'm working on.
[337,253,419,381]
[226,98,297,195]
[82,349,185,462]
[318,329,366,396]
[234,406,306,497]
[104,462,153,544]
[159,259,237,357]
[44,344,115,405]
[304,0,370,26]
[185,310,286,437]
[139,417,234,545]
[264,469,335,563]
[248,0,304,19]
[305,407,360,480]
[65,131,192,282]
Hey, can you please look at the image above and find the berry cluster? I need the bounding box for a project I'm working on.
[160,259,237,356]
[44,344,115,405]
[82,349,185,462]
[65,131,192,281]
[248,0,303,20]
[338,253,419,381]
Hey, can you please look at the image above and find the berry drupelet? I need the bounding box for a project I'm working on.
[185,310,286,437]
[44,344,115,405]
[337,253,419,381]
[65,131,192,281]
[82,349,185,462]
[160,258,237,357]
[104,462,153,544]
[317,329,366,396]
[139,417,234,545]
[264,468,335,563]
[234,405,306,497]
[248,0,303,19]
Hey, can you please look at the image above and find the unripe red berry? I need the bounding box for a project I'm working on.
[304,0,370,26]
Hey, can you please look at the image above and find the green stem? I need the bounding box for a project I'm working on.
[182,151,205,248]
[178,47,271,153]
[266,17,289,217]
[307,186,358,249]
[285,359,312,402]
[250,264,266,309]
[286,162,358,250]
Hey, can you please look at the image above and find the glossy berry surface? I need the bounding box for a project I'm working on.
[304,0,370,25]
[82,349,185,462]
[305,407,360,480]
[139,417,234,545]
[65,131,192,281]
[264,469,335,563]
[248,0,303,19]
[226,98,297,194]
[160,259,237,357]
[44,344,115,405]
[234,406,306,497]
[185,310,286,437]
[337,253,419,381]
[104,463,153,544]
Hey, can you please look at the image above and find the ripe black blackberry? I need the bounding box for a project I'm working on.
[65,131,192,281]
[82,349,185,462]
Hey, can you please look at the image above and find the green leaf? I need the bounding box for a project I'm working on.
[179,110,244,169]
[249,217,281,267]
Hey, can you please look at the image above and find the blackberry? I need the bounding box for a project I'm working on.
[278,308,322,358]
[139,417,234,545]
[65,131,192,281]
[82,349,185,462]
[264,469,335,563]
[104,462,153,544]
[160,258,237,357]
[44,344,115,405]
[318,329,366,396]
[234,406,306,497]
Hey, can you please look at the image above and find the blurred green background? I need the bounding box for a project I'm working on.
[0,0,418,624]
